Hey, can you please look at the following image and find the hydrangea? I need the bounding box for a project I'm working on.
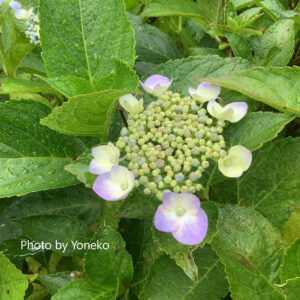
[89,142,120,175]
[119,94,144,114]
[188,82,221,102]
[89,74,252,245]
[154,192,208,245]
[207,100,248,122]
[140,75,172,96]
[218,145,252,177]
[93,166,135,201]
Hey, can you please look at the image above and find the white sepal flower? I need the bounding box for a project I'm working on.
[218,145,252,178]
[140,75,172,97]
[207,100,248,122]
[14,8,30,19]
[188,82,221,102]
[119,94,143,115]
[89,142,120,175]
[93,166,135,201]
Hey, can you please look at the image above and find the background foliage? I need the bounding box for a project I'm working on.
[0,0,299,299]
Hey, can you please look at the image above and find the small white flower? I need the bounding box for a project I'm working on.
[14,8,31,19]
[188,82,221,102]
[9,1,21,9]
[207,100,248,123]
[119,94,143,115]
[93,166,135,201]
[140,75,172,97]
[89,142,120,175]
[218,145,252,178]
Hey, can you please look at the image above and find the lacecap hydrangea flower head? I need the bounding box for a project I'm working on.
[89,75,252,245]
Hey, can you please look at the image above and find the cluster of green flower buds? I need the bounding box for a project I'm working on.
[116,90,227,200]
[25,9,40,45]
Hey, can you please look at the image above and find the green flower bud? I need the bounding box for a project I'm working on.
[196,184,203,191]
[174,186,181,193]
[158,181,164,189]
[202,161,209,168]
[164,176,172,184]
[144,188,151,195]
[181,186,189,193]
[134,180,140,188]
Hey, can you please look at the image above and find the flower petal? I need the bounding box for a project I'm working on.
[172,208,208,245]
[229,145,252,171]
[218,159,244,178]
[189,82,221,102]
[207,100,224,119]
[218,145,252,178]
[93,166,135,201]
[0,0,3,6]
[9,1,21,9]
[222,102,248,122]
[154,205,179,232]
[89,142,120,174]
[14,8,29,19]
[163,192,200,214]
[140,75,172,97]
[120,94,143,114]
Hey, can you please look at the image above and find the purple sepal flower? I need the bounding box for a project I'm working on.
[154,192,208,245]
[140,75,172,97]
[93,165,135,201]
[9,1,21,9]
[0,0,3,6]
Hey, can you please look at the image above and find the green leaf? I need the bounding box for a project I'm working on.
[19,53,46,76]
[14,215,92,256]
[52,279,117,300]
[39,59,138,97]
[39,0,135,87]
[281,209,300,245]
[213,138,300,227]
[84,225,133,290]
[139,247,228,300]
[141,0,202,18]
[280,238,300,282]
[0,77,57,95]
[0,253,28,300]
[2,42,34,77]
[64,151,96,188]
[224,112,295,151]
[231,0,263,9]
[280,278,300,300]
[129,13,182,65]
[197,0,225,24]
[37,76,95,98]
[115,187,160,219]
[143,55,251,97]
[226,32,253,62]
[40,90,131,137]
[0,100,86,198]
[256,19,295,66]
[0,185,103,253]
[200,66,300,115]
[151,201,219,281]
[190,47,225,57]
[38,272,76,295]
[95,59,139,91]
[212,205,286,300]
